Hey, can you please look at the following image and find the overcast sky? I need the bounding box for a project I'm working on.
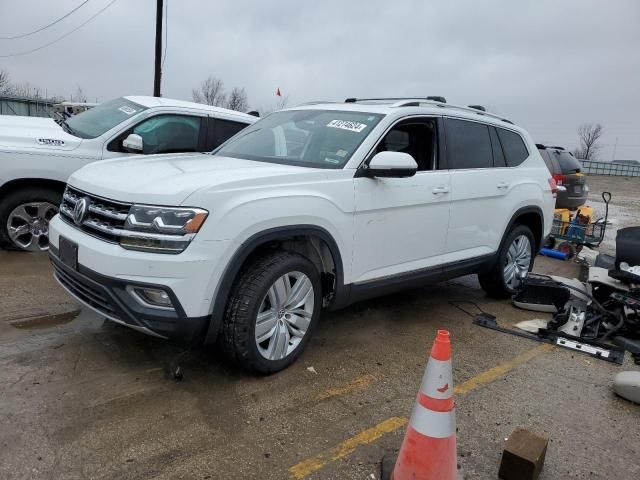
[1,0,639,159]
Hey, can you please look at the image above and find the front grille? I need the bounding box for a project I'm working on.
[53,262,120,320]
[60,186,132,243]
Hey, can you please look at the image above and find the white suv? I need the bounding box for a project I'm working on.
[0,96,256,251]
[48,97,555,373]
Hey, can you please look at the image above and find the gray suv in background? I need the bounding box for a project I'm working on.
[537,144,588,209]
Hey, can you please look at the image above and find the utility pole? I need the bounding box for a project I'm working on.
[612,137,618,161]
[153,0,163,97]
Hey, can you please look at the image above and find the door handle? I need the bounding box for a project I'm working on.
[497,182,509,189]
[432,186,450,195]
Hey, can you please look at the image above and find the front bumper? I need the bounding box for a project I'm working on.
[49,247,209,343]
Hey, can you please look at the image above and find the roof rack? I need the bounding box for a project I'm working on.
[343,96,514,125]
[345,96,447,104]
[299,100,337,106]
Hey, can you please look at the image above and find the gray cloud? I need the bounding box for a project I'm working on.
[2,0,639,159]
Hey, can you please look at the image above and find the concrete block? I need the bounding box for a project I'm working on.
[498,427,548,480]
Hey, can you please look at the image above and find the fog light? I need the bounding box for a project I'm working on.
[127,286,174,309]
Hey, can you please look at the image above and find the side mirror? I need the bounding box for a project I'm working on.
[122,133,143,153]
[362,151,418,178]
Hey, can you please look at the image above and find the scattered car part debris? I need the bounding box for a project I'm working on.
[588,267,629,291]
[473,314,625,364]
[514,319,549,333]
[608,268,640,286]
[512,275,571,313]
[594,253,616,270]
[576,246,599,267]
[613,371,640,404]
[615,226,640,268]
[556,301,586,336]
[613,338,640,366]
[499,427,548,480]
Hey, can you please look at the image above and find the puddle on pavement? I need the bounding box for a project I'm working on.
[9,310,80,329]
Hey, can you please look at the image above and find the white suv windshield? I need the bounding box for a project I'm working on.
[66,98,148,139]
[214,109,384,168]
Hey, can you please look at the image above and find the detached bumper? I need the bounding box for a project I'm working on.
[49,247,209,343]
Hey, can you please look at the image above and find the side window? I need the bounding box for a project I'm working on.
[538,150,556,173]
[133,115,201,154]
[374,118,437,171]
[206,118,249,150]
[496,128,529,167]
[489,126,507,167]
[445,118,493,169]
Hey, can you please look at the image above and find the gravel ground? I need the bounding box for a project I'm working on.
[584,175,640,255]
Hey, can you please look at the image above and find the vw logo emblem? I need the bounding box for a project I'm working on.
[73,197,90,226]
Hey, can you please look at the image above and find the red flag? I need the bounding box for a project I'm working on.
[276,88,281,97]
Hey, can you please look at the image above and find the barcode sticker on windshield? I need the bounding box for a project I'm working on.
[118,105,137,115]
[326,120,367,133]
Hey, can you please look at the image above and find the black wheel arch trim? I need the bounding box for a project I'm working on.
[203,225,347,344]
[503,205,545,251]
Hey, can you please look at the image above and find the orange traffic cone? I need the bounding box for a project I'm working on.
[392,329,457,480]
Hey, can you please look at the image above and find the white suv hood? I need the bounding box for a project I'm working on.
[68,153,326,205]
[0,115,81,151]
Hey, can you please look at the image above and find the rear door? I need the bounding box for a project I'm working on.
[204,117,250,151]
[352,116,451,283]
[443,118,512,261]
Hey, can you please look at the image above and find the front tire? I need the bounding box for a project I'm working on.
[221,251,322,374]
[479,225,535,298]
[0,188,61,251]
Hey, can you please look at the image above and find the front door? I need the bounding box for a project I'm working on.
[352,117,451,284]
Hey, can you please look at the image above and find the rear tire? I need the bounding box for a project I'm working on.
[220,251,322,374]
[0,188,61,251]
[479,225,535,298]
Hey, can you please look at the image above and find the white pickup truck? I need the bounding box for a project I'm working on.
[0,96,256,251]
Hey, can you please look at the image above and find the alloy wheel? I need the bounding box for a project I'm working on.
[7,202,58,251]
[503,234,532,290]
[255,271,315,361]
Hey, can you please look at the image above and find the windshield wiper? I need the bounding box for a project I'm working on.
[60,119,78,137]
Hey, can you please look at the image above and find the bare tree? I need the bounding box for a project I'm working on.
[6,81,41,99]
[72,85,87,103]
[0,69,10,94]
[574,123,603,160]
[192,76,226,106]
[276,94,289,111]
[225,87,249,111]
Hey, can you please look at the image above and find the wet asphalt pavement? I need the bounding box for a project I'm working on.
[1,176,639,479]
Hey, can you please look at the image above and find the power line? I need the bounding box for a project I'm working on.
[0,0,92,40]
[0,0,117,58]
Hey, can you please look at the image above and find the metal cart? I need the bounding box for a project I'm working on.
[546,192,612,258]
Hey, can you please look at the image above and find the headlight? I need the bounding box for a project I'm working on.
[119,205,208,253]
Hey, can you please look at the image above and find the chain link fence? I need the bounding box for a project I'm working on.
[580,159,640,177]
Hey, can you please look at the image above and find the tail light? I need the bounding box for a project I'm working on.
[552,174,567,185]
[548,177,558,197]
